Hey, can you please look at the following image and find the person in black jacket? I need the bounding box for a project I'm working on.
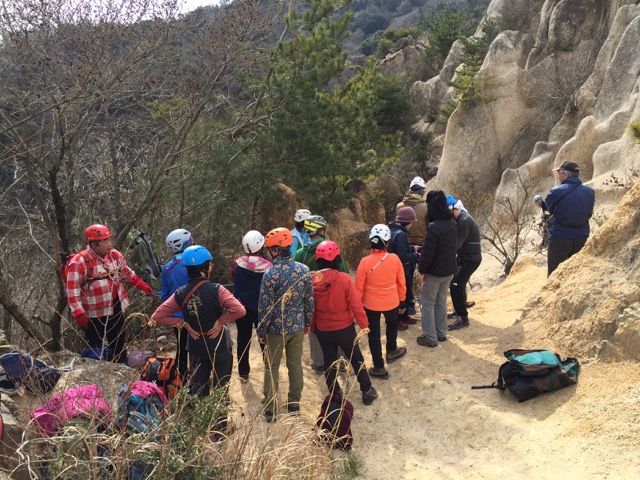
[416,191,457,347]
[448,200,482,330]
[388,206,421,329]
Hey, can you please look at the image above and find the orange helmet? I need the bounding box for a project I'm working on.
[264,227,293,248]
[85,224,112,242]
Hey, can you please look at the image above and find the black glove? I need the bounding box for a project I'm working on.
[399,301,406,310]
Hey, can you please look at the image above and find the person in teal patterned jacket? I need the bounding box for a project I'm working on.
[257,227,314,422]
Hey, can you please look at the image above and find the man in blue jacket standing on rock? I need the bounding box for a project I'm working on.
[545,161,595,276]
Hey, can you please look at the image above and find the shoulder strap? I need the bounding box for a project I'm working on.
[368,253,389,273]
[180,280,208,309]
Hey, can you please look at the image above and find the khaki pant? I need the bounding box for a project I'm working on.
[263,330,304,412]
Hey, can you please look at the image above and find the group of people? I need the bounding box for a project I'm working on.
[65,160,594,422]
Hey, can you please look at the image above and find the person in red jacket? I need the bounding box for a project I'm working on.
[312,241,378,405]
[355,224,407,380]
[66,224,154,363]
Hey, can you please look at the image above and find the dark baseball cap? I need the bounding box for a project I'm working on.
[553,161,580,173]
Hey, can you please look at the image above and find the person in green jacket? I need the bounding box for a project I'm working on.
[294,215,349,373]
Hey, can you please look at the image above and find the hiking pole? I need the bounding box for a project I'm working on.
[493,255,510,288]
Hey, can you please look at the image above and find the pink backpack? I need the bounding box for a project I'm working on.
[30,384,112,436]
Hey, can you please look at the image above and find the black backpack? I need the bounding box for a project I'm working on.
[473,349,580,402]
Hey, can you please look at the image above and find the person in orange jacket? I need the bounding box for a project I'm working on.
[355,224,407,379]
[312,240,378,405]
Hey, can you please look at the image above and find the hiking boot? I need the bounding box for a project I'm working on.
[416,335,437,348]
[264,410,275,423]
[362,387,378,406]
[447,311,458,319]
[404,316,418,325]
[437,336,447,342]
[368,367,390,379]
[287,404,300,415]
[408,306,417,315]
[466,301,476,309]
[397,321,409,331]
[312,364,325,374]
[448,316,469,330]
[239,374,249,384]
[385,347,407,363]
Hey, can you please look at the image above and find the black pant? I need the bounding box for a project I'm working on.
[450,258,481,317]
[174,326,189,378]
[399,263,413,321]
[189,350,233,397]
[85,301,126,363]
[235,310,265,377]
[365,307,399,369]
[316,325,371,395]
[547,237,588,276]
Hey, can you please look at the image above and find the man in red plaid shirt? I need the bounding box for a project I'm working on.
[66,224,153,362]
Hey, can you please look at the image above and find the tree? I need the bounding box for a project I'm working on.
[0,0,286,349]
[422,6,477,68]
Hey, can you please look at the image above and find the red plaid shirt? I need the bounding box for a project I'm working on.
[66,248,140,318]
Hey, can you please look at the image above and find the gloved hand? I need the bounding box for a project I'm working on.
[131,276,154,296]
[74,312,90,329]
[399,301,406,311]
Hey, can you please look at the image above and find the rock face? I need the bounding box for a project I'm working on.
[419,0,640,212]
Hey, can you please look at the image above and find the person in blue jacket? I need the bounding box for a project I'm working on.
[290,208,312,255]
[545,161,595,276]
[161,228,193,377]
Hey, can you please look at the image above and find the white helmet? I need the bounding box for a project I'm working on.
[410,176,427,189]
[294,209,312,223]
[166,229,193,253]
[242,230,265,254]
[369,224,391,242]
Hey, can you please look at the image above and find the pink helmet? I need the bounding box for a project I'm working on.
[315,240,341,262]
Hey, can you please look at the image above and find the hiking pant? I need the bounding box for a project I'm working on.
[420,274,453,342]
[399,262,414,322]
[174,326,189,378]
[263,330,304,412]
[85,301,126,363]
[236,310,265,378]
[547,237,588,276]
[365,307,399,369]
[316,325,371,396]
[450,258,481,317]
[309,331,346,369]
[189,349,233,397]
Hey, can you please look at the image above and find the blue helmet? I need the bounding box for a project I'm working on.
[181,245,212,266]
[445,194,457,207]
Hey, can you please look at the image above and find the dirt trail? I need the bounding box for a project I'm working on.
[228,256,640,479]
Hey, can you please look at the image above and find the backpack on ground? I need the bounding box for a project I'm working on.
[140,356,182,400]
[472,349,580,402]
[0,350,75,395]
[81,347,114,362]
[115,381,167,434]
[31,384,112,437]
[316,393,354,450]
[127,350,155,370]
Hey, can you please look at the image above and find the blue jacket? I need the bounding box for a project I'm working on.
[388,222,419,265]
[257,256,314,337]
[161,255,189,318]
[545,177,595,240]
[232,255,272,316]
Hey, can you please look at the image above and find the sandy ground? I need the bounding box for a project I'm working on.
[227,255,640,479]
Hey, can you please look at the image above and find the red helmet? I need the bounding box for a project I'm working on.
[315,240,341,262]
[264,227,293,248]
[85,224,112,242]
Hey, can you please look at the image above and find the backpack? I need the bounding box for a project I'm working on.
[140,356,182,400]
[472,349,580,402]
[129,230,161,283]
[115,381,167,434]
[81,347,114,362]
[0,350,75,395]
[59,249,113,289]
[315,394,354,450]
[30,384,112,437]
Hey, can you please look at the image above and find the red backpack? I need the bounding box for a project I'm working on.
[59,250,111,288]
[316,394,354,450]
